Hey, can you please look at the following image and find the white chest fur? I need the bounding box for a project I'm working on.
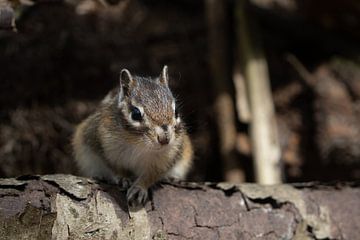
[102,135,178,176]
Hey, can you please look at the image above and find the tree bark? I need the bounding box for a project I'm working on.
[0,174,359,240]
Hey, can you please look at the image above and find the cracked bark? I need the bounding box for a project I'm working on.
[0,175,359,240]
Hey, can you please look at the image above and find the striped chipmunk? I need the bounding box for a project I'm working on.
[72,66,193,206]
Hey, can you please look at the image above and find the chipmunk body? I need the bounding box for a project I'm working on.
[72,66,193,206]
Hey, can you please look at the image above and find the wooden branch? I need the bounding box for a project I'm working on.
[235,0,282,184]
[206,0,243,182]
[0,174,359,239]
[286,54,316,87]
[233,62,252,123]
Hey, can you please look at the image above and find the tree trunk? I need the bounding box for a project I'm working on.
[235,0,282,184]
[0,174,359,240]
[206,0,243,182]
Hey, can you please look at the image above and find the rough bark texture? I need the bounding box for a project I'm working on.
[0,174,359,240]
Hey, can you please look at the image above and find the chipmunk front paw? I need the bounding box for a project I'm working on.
[127,185,148,206]
[118,177,132,189]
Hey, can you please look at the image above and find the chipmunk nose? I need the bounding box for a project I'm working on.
[155,125,171,145]
[157,135,170,145]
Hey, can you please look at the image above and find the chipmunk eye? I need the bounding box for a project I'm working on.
[130,106,142,121]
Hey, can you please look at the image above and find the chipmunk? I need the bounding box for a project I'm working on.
[72,66,193,206]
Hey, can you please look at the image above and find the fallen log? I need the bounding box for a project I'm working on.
[0,174,359,239]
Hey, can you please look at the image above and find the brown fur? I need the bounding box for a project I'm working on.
[72,67,193,206]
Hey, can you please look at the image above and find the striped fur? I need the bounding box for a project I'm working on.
[72,67,193,205]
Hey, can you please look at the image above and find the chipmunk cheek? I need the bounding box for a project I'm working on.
[145,129,158,144]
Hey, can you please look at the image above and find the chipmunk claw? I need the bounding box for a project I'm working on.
[127,185,148,207]
[118,177,132,189]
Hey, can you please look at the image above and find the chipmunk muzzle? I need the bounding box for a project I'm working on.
[155,125,172,145]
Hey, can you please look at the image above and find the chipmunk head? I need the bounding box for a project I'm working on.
[116,66,183,149]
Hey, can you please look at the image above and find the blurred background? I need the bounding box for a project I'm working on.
[0,0,359,183]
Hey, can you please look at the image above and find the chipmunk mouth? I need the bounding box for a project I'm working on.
[157,135,170,145]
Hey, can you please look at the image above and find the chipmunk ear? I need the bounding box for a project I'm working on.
[159,65,169,86]
[119,69,134,99]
